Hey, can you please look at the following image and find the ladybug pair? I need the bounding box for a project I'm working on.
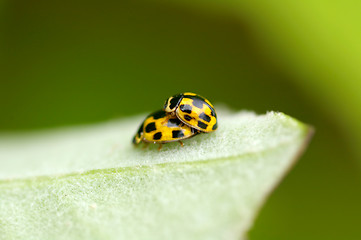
[133,92,218,150]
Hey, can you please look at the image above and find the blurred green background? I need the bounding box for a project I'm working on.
[1,0,361,239]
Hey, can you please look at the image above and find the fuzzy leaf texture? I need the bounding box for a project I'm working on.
[0,111,312,240]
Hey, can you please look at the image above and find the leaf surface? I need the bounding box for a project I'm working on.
[0,111,312,240]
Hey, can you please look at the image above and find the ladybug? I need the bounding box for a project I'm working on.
[133,110,199,150]
[163,92,217,132]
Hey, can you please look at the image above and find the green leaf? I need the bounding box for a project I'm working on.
[0,111,312,240]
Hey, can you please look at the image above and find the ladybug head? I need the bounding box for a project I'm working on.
[163,94,182,113]
[132,123,144,145]
[132,135,141,145]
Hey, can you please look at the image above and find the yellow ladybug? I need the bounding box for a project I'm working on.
[163,92,217,132]
[133,110,199,150]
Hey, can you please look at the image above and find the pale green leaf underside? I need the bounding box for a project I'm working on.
[0,111,312,240]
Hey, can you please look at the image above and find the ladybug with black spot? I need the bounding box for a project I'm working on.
[163,92,218,132]
[133,110,199,150]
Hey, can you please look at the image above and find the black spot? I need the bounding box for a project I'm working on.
[199,112,211,122]
[145,122,156,133]
[192,98,204,109]
[152,110,166,119]
[212,122,218,130]
[169,95,182,110]
[179,104,192,114]
[167,118,182,127]
[172,130,184,138]
[184,115,193,121]
[197,121,208,130]
[210,108,216,117]
[153,132,162,140]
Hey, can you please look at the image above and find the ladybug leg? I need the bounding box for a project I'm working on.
[158,143,163,151]
[178,141,184,147]
[142,142,150,150]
